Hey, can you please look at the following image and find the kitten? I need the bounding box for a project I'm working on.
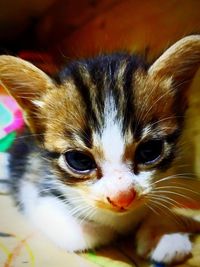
[0,35,200,265]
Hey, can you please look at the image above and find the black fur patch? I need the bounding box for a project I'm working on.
[57,53,148,136]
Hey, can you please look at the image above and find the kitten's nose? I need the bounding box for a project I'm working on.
[107,188,136,209]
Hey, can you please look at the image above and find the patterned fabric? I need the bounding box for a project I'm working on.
[0,95,24,151]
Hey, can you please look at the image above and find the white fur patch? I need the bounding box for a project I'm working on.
[92,94,153,212]
[0,152,9,179]
[0,152,10,193]
[94,163,134,197]
[19,181,115,251]
[133,171,154,193]
[101,94,124,163]
[151,233,192,264]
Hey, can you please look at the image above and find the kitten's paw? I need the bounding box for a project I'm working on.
[151,233,192,264]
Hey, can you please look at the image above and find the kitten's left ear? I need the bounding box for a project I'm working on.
[0,55,55,133]
[148,35,200,110]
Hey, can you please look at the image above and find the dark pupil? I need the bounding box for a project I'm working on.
[65,151,95,172]
[136,140,163,164]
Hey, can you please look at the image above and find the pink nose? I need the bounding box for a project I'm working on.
[107,188,136,209]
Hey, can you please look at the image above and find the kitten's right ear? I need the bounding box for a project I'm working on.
[147,35,200,114]
[0,55,54,113]
[149,35,200,81]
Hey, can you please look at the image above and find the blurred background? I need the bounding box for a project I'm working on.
[0,0,199,71]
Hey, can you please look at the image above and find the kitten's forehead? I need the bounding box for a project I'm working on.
[58,54,146,133]
[43,54,178,152]
[93,93,125,163]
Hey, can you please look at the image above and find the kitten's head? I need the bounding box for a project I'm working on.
[1,36,200,221]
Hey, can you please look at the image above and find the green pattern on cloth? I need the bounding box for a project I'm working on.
[84,250,134,267]
[0,132,16,152]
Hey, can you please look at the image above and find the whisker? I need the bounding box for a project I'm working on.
[148,194,181,208]
[144,202,160,216]
[79,208,96,226]
[150,116,183,127]
[148,198,183,226]
[152,189,197,203]
[140,90,173,125]
[154,185,200,196]
[151,173,196,186]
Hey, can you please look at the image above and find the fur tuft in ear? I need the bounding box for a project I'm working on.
[0,56,55,134]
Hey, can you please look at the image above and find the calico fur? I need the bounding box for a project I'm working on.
[1,35,200,264]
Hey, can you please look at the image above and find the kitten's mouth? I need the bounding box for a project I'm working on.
[96,196,145,214]
[106,197,130,212]
[111,206,129,213]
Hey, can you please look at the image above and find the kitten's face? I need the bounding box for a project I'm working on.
[37,57,179,214]
[0,35,200,219]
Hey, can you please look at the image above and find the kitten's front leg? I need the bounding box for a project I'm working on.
[150,233,192,264]
[136,216,192,264]
[21,183,115,252]
[27,196,115,251]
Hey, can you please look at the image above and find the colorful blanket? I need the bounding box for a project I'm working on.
[0,95,24,152]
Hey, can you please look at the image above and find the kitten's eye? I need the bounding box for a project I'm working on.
[135,139,164,165]
[64,151,96,173]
